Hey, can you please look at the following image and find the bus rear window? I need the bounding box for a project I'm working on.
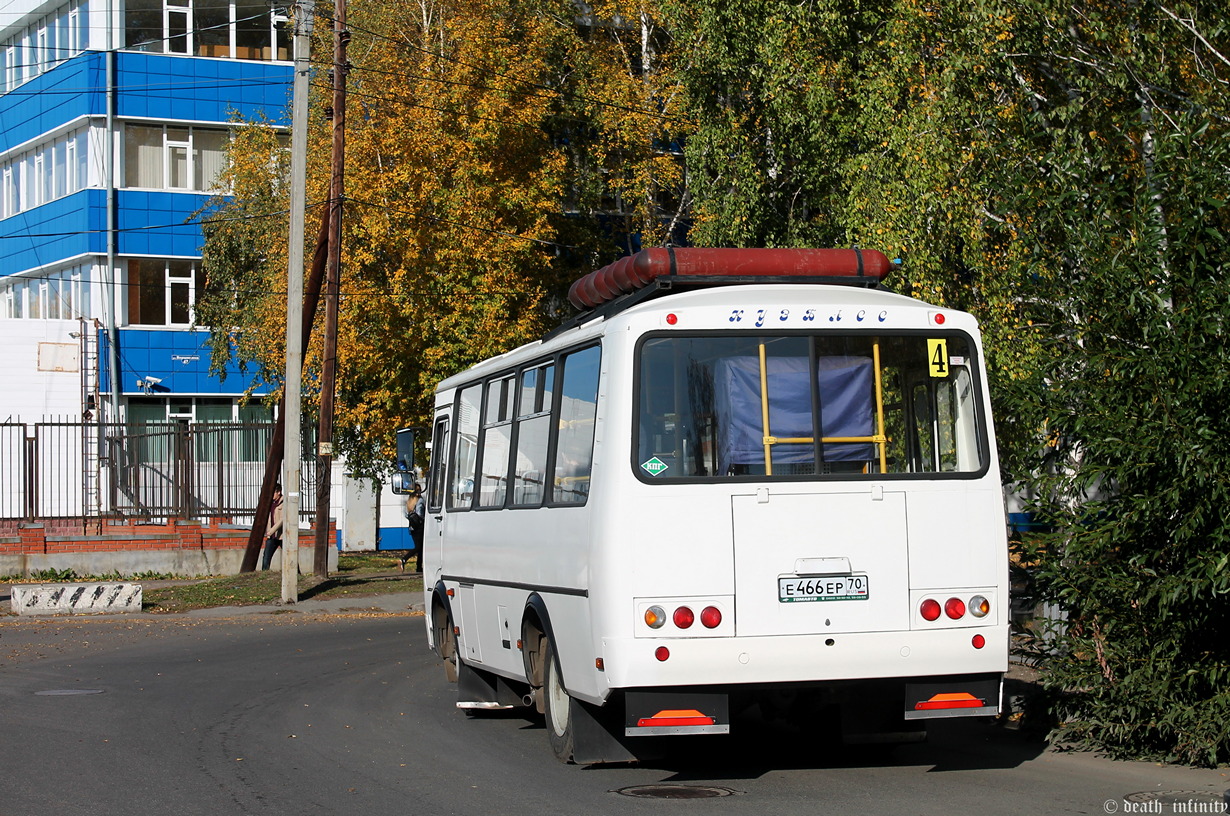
[635,333,985,480]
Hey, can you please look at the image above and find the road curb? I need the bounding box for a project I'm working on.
[10,582,143,616]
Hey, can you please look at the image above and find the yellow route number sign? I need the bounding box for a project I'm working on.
[927,338,949,378]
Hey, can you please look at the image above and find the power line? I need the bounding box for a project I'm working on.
[0,198,325,240]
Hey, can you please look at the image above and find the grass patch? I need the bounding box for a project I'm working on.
[140,553,423,613]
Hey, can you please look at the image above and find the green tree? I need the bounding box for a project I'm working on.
[992,0,1230,766]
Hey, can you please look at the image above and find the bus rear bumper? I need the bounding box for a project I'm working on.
[601,625,1009,691]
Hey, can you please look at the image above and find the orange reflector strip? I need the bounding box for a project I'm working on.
[636,709,716,728]
[914,692,985,710]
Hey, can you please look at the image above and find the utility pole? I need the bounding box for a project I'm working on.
[314,0,348,577]
[241,215,330,572]
[281,0,316,604]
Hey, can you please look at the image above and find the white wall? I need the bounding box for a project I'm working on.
[0,318,83,421]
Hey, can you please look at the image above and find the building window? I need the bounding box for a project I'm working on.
[128,258,201,326]
[125,0,288,60]
[0,266,89,320]
[166,0,191,54]
[33,152,46,207]
[0,1,87,90]
[0,128,90,221]
[37,20,49,73]
[2,167,14,219]
[124,124,229,191]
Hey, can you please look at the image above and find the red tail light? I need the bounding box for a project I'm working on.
[945,598,966,619]
[673,606,695,629]
[920,599,941,621]
[700,606,722,628]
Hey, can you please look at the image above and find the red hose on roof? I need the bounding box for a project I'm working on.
[567,248,893,310]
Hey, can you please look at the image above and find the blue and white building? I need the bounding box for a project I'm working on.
[0,0,292,421]
[0,1,392,552]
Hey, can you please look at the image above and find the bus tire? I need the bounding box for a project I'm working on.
[542,638,575,763]
[434,604,459,683]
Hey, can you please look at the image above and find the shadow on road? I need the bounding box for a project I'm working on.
[462,694,1048,778]
[617,714,1048,781]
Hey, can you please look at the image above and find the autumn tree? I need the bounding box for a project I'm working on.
[200,0,618,473]
[560,0,692,253]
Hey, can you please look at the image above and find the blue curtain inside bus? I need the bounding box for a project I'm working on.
[715,355,874,472]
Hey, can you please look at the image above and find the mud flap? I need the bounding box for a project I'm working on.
[456,662,530,710]
[904,673,1002,720]
[570,697,639,765]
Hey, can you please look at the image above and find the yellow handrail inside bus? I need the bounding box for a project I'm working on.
[872,338,888,473]
[757,339,889,474]
[759,342,773,476]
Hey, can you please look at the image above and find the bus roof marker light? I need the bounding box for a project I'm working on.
[931,312,946,325]
[666,313,678,325]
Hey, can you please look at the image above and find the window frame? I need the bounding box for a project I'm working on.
[123,124,230,192]
[444,341,602,513]
[630,328,991,485]
[126,258,200,326]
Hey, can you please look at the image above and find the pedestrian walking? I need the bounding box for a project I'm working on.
[261,483,285,570]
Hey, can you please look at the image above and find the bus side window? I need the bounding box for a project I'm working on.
[449,383,482,510]
[552,345,600,504]
[428,416,448,513]
[477,375,515,508]
[512,363,554,506]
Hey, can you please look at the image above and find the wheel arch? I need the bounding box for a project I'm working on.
[430,579,454,657]
[521,592,559,689]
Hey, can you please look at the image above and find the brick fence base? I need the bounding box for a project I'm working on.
[0,517,337,578]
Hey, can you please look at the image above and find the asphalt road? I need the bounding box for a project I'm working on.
[1,610,1227,816]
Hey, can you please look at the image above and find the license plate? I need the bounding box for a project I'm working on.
[778,575,869,603]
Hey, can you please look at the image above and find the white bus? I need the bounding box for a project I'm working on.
[416,248,1009,764]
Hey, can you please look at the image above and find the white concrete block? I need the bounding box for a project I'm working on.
[11,583,143,616]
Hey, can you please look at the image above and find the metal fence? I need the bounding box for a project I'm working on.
[0,421,317,523]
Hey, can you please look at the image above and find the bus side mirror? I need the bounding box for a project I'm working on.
[396,427,416,473]
[390,471,417,495]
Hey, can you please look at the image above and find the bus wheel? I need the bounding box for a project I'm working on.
[542,638,575,763]
[434,606,459,683]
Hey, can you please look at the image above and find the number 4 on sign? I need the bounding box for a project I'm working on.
[927,338,949,378]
